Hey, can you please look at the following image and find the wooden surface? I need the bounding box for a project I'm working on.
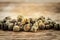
[0,30,60,40]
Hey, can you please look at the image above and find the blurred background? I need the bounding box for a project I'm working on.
[0,0,60,23]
